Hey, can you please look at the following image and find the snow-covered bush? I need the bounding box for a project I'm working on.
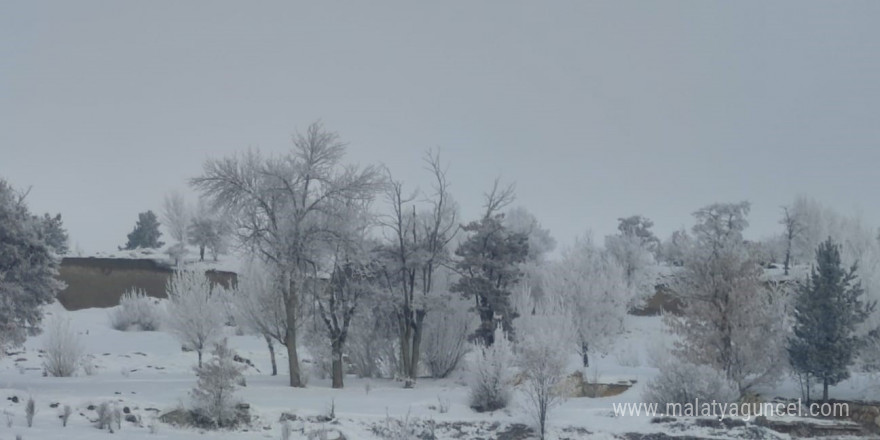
[25,397,35,427]
[95,401,112,431]
[468,326,514,412]
[423,298,472,379]
[109,288,163,331]
[347,305,399,379]
[302,326,332,380]
[61,405,71,427]
[190,340,245,428]
[642,359,739,408]
[42,317,84,377]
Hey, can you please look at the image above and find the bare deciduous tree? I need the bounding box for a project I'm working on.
[165,270,225,367]
[377,150,458,388]
[780,205,803,276]
[232,261,288,376]
[192,122,382,387]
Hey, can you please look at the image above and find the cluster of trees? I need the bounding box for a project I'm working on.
[648,199,880,405]
[120,195,230,264]
[185,122,656,395]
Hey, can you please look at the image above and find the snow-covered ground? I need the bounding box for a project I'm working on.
[1,302,876,439]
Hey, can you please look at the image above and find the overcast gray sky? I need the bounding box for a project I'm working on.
[2,1,879,254]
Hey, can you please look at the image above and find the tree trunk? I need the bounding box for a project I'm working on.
[285,277,303,387]
[331,342,344,389]
[478,305,495,346]
[199,245,205,261]
[408,310,426,385]
[398,309,413,387]
[784,244,791,276]
[581,342,589,367]
[265,335,277,376]
[823,378,829,402]
[286,328,303,387]
[197,349,203,368]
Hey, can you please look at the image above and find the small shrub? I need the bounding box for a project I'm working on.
[436,395,450,414]
[372,410,418,440]
[643,359,739,409]
[422,300,472,378]
[190,340,246,428]
[468,326,514,413]
[95,401,113,430]
[109,288,163,331]
[81,356,97,376]
[113,404,122,431]
[147,415,160,434]
[61,405,71,427]
[281,420,292,440]
[42,317,85,377]
[25,397,35,427]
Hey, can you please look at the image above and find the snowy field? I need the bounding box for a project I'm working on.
[1,300,876,440]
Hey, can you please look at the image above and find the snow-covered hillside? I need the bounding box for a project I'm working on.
[1,300,876,440]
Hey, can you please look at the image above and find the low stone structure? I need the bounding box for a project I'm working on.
[57,257,236,310]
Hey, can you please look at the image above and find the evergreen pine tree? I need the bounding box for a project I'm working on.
[0,179,65,349]
[123,210,164,250]
[451,214,529,346]
[190,339,245,428]
[788,237,874,401]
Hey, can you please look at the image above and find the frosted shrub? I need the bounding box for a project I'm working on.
[95,401,112,431]
[109,288,163,331]
[423,299,472,379]
[42,317,85,377]
[519,324,570,440]
[190,340,245,428]
[468,326,514,412]
[25,397,35,427]
[643,359,739,408]
[61,405,71,427]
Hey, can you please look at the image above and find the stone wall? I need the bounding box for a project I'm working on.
[57,257,236,310]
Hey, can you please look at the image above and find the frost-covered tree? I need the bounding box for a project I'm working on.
[605,215,659,305]
[0,179,64,350]
[422,296,473,379]
[377,150,458,387]
[616,215,660,254]
[659,228,692,267]
[122,210,164,250]
[163,191,190,245]
[232,261,287,376]
[163,192,191,265]
[37,213,68,255]
[789,238,874,401]
[190,339,245,428]
[503,207,556,262]
[165,270,225,367]
[667,202,788,392]
[192,122,382,387]
[188,200,230,262]
[518,321,570,440]
[315,234,379,388]
[543,235,629,367]
[452,180,529,346]
[780,206,804,276]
